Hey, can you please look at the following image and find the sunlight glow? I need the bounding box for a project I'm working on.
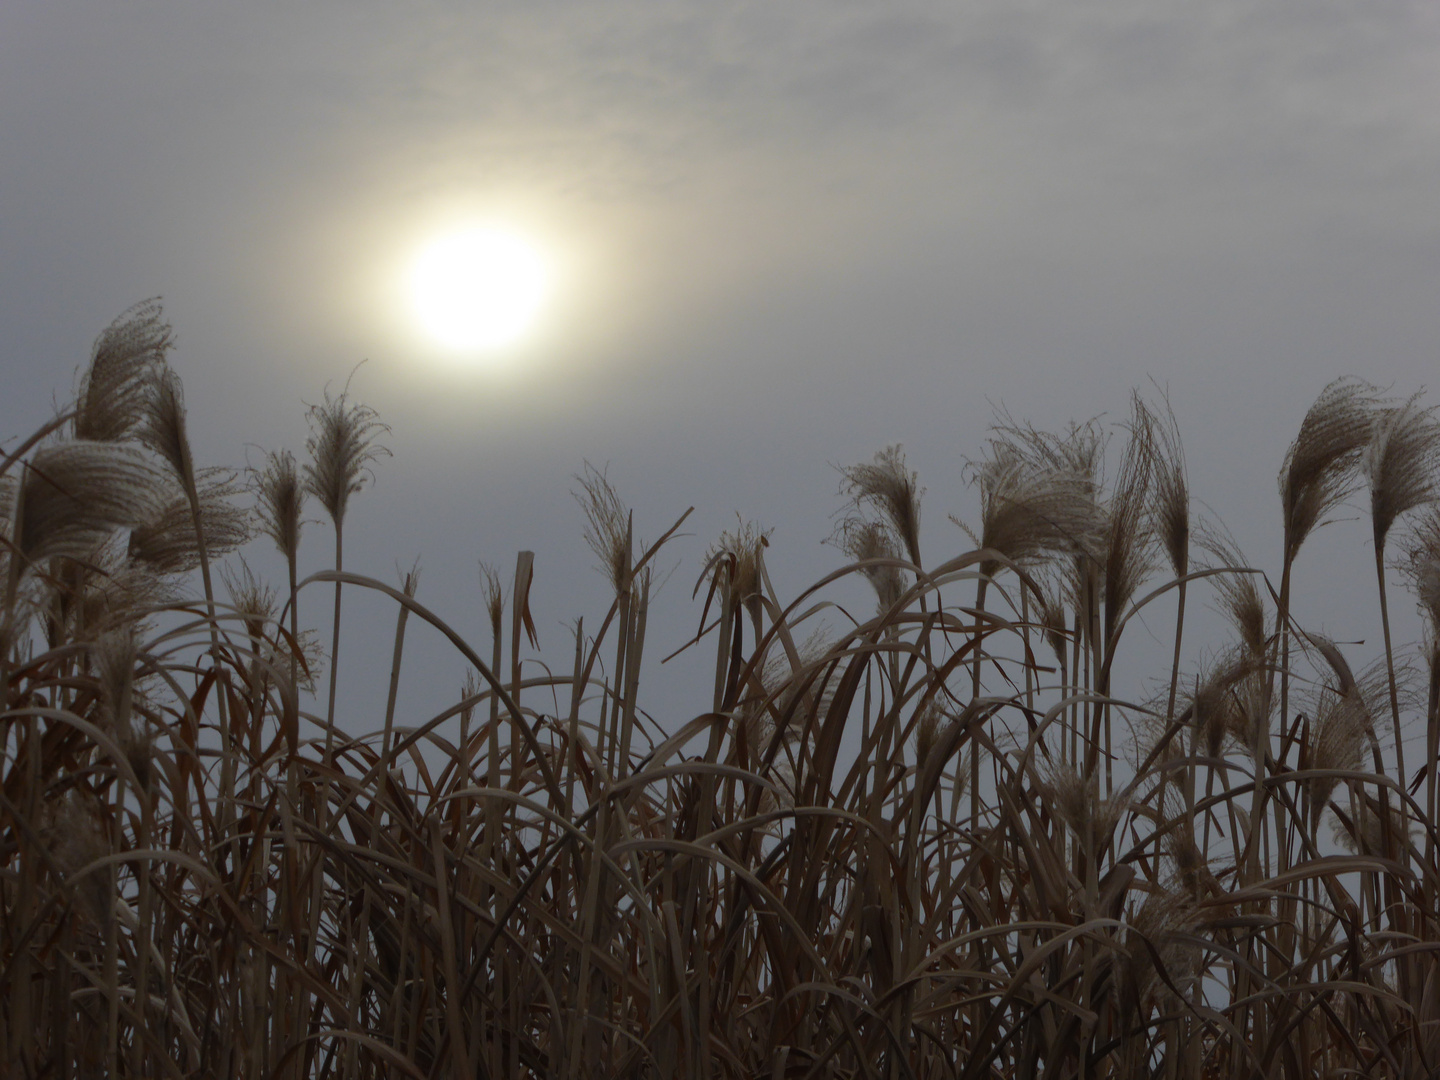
[408,227,549,352]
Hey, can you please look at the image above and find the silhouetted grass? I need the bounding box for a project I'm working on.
[6,303,1440,1078]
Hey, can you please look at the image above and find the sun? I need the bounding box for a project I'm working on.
[408,227,549,352]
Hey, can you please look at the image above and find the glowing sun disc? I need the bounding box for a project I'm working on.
[409,228,548,351]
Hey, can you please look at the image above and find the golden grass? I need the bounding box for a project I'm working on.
[6,306,1440,1078]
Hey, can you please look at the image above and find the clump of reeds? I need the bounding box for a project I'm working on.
[9,304,1440,1079]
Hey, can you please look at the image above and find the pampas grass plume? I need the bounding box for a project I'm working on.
[74,299,171,444]
[303,389,389,529]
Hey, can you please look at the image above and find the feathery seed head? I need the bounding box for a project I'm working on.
[1402,507,1440,670]
[129,470,252,574]
[1280,378,1383,565]
[829,518,905,613]
[990,413,1106,482]
[1406,517,1440,621]
[1165,831,1214,900]
[221,558,278,642]
[1365,392,1440,552]
[1037,585,1071,663]
[1142,393,1190,576]
[399,560,421,598]
[1197,523,1267,659]
[60,555,174,643]
[478,561,505,640]
[252,448,305,562]
[1102,397,1159,637]
[17,442,167,564]
[1040,763,1122,851]
[1301,684,1369,813]
[837,444,923,567]
[708,518,770,615]
[1334,795,1412,856]
[265,627,325,695]
[140,366,194,485]
[915,700,940,763]
[302,389,389,529]
[1125,888,1203,1012]
[741,627,835,743]
[74,299,172,443]
[96,627,138,738]
[574,462,632,594]
[963,432,1103,576]
[1188,651,1257,759]
[459,668,481,731]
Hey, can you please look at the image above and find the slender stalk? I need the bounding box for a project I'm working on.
[1374,548,1407,817]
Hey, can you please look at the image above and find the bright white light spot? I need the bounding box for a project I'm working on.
[408,228,548,351]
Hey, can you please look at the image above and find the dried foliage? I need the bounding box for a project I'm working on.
[10,309,1440,1080]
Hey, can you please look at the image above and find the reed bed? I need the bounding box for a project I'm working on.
[7,303,1440,1079]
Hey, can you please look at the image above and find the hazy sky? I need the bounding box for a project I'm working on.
[4,2,1440,730]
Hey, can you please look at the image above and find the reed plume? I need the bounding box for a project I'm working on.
[11,441,166,565]
[1280,377,1382,565]
[302,388,389,532]
[837,444,923,568]
[830,517,905,613]
[253,448,305,565]
[303,386,389,739]
[128,469,251,574]
[73,298,171,443]
[1364,393,1440,796]
[575,461,636,598]
[959,438,1100,574]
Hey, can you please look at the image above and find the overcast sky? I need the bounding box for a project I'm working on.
[4,2,1439,733]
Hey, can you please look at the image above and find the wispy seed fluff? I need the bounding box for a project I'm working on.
[1364,392,1440,552]
[40,792,113,930]
[16,441,167,563]
[73,298,172,444]
[1301,680,1370,815]
[830,518,905,614]
[96,627,152,790]
[959,437,1101,576]
[1403,505,1440,636]
[1102,394,1159,640]
[1039,762,1123,852]
[252,448,306,563]
[1143,392,1190,578]
[707,517,771,615]
[220,558,279,643]
[129,470,252,574]
[1197,524,1267,660]
[302,390,390,529]
[140,366,196,486]
[478,561,505,641]
[1279,377,1383,565]
[837,444,923,568]
[574,462,632,595]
